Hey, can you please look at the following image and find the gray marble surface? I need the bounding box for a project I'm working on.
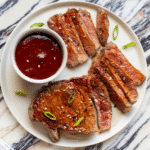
[0,0,150,150]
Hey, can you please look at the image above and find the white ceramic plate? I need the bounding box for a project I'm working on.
[0,1,147,148]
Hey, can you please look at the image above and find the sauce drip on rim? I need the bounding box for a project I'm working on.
[15,33,63,80]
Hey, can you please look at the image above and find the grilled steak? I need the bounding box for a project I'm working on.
[61,13,89,64]
[103,54,138,97]
[103,42,146,85]
[89,74,112,132]
[66,8,97,56]
[78,8,101,50]
[47,14,80,67]
[94,65,132,113]
[29,76,99,142]
[89,53,132,113]
[100,57,137,104]
[96,7,109,46]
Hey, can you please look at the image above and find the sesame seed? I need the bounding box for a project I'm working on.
[123,77,126,80]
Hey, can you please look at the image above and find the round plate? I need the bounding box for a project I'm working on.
[0,1,147,148]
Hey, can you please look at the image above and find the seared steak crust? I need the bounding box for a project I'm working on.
[29,76,99,142]
[78,8,101,50]
[94,65,132,113]
[89,53,132,113]
[61,13,89,64]
[66,8,97,56]
[89,74,112,132]
[103,42,146,85]
[47,14,80,67]
[103,54,138,97]
[101,58,137,104]
[96,7,109,46]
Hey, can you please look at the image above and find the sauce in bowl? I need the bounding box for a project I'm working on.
[15,33,63,80]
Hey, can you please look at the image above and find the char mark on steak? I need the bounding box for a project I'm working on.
[29,76,99,142]
[89,73,112,132]
[103,42,146,85]
[78,8,101,50]
[66,8,98,56]
[96,7,109,47]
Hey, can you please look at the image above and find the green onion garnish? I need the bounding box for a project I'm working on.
[30,23,44,28]
[43,111,56,120]
[73,117,84,127]
[68,91,76,104]
[123,42,136,49]
[15,90,27,96]
[113,25,119,40]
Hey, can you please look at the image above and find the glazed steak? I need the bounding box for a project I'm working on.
[29,76,99,142]
[89,53,133,113]
[66,8,98,56]
[47,14,80,67]
[103,54,138,97]
[78,8,101,50]
[61,13,89,64]
[103,42,146,85]
[89,74,112,132]
[96,7,109,46]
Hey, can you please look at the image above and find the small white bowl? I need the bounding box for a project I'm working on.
[11,28,67,84]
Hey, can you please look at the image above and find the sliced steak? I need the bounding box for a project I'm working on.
[103,54,138,97]
[66,8,97,56]
[96,7,109,46]
[78,8,101,50]
[61,13,89,64]
[89,54,132,113]
[89,74,112,132]
[101,57,137,104]
[47,14,80,67]
[103,42,146,85]
[29,76,99,142]
[94,65,132,113]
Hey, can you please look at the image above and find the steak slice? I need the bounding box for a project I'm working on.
[103,42,146,85]
[66,8,97,56]
[103,54,138,97]
[94,65,132,113]
[61,13,89,64]
[47,14,79,67]
[96,7,109,46]
[100,57,137,104]
[29,76,99,142]
[88,73,112,132]
[78,8,101,50]
[89,54,132,113]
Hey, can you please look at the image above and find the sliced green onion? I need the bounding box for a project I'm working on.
[15,90,27,96]
[68,91,76,104]
[123,42,136,49]
[113,25,119,40]
[30,23,44,28]
[43,111,56,120]
[73,117,84,127]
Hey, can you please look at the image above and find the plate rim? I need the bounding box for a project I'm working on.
[0,1,147,148]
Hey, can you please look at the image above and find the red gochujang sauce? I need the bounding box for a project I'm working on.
[15,33,63,79]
